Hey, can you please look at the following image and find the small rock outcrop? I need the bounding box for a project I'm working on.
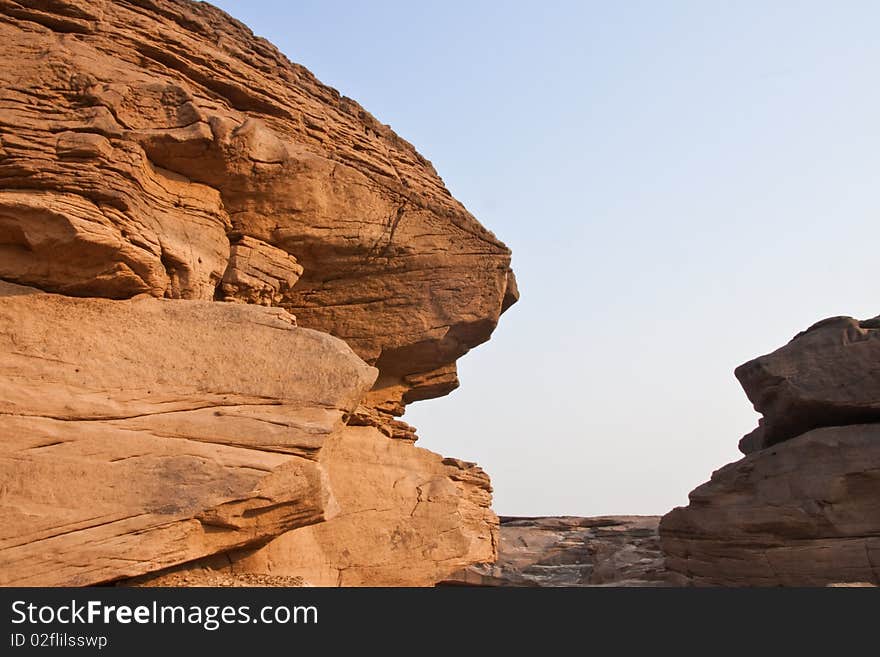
[735,316,880,454]
[0,0,515,586]
[443,516,674,587]
[661,315,880,586]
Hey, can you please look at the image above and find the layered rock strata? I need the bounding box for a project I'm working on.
[661,316,880,586]
[0,0,517,439]
[0,0,514,586]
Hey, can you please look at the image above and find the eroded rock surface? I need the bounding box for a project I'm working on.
[0,284,375,585]
[0,0,514,586]
[133,426,497,587]
[662,425,880,586]
[736,316,880,454]
[0,0,517,437]
[661,314,880,586]
[219,234,303,306]
[443,516,674,587]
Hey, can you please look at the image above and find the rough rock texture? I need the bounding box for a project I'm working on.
[736,316,880,454]
[0,0,517,439]
[219,234,303,306]
[127,568,308,588]
[442,516,674,587]
[133,426,497,587]
[0,0,514,586]
[661,314,880,586]
[662,425,880,586]
[0,283,375,585]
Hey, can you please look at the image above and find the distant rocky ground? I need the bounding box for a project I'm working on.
[443,516,677,587]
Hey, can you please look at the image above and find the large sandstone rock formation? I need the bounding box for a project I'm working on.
[0,0,516,439]
[0,0,515,586]
[443,516,674,587]
[661,316,880,586]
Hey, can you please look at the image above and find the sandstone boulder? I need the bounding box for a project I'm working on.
[0,285,376,585]
[218,234,304,306]
[662,312,880,586]
[736,316,880,454]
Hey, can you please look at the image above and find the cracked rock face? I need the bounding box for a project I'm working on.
[660,315,880,586]
[0,0,513,586]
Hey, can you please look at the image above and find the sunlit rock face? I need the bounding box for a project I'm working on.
[0,285,374,586]
[0,0,516,586]
[140,426,497,587]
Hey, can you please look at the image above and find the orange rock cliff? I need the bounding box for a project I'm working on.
[0,0,517,586]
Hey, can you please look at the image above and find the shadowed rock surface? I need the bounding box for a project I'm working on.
[662,314,880,586]
[736,316,880,454]
[442,516,675,587]
[662,425,880,586]
[0,0,514,586]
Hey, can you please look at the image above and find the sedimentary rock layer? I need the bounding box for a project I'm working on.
[443,516,673,587]
[0,0,518,437]
[662,313,880,586]
[1,0,513,586]
[661,425,880,586]
[0,284,376,585]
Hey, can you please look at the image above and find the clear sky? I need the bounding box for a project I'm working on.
[211,0,880,517]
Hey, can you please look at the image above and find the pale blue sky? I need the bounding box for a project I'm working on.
[212,1,880,516]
